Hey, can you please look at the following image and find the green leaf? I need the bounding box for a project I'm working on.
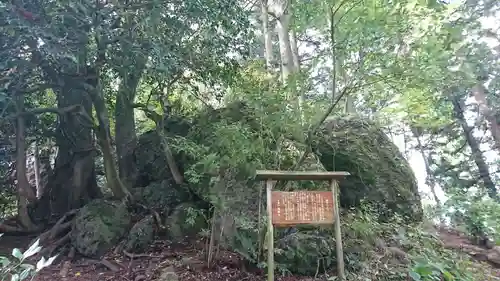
[442,271,455,281]
[19,268,31,280]
[11,248,23,260]
[19,264,35,270]
[0,256,11,267]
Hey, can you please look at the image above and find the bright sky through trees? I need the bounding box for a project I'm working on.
[396,3,500,206]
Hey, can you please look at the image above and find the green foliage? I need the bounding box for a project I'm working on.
[332,209,480,281]
[445,191,500,241]
[0,193,16,220]
[0,236,56,281]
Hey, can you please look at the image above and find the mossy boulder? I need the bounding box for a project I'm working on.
[124,215,155,253]
[312,116,422,220]
[134,116,192,187]
[135,179,191,216]
[71,199,131,257]
[165,203,207,241]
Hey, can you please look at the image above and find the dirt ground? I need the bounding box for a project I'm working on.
[1,236,326,281]
[1,227,499,281]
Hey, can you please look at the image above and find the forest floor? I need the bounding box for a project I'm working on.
[0,227,500,281]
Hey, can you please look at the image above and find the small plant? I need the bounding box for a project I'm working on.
[0,234,56,281]
[408,258,474,281]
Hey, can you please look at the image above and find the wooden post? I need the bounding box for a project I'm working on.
[331,179,345,280]
[266,180,274,281]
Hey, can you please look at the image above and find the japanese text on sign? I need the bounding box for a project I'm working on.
[271,191,335,226]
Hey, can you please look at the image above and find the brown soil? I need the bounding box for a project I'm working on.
[4,237,328,281]
[437,226,500,280]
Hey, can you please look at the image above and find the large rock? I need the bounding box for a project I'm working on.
[165,203,207,241]
[134,116,192,187]
[135,179,191,216]
[71,199,131,257]
[124,215,155,253]
[312,116,422,220]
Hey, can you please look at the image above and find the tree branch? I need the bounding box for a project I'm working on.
[274,85,353,191]
[8,105,84,119]
[132,103,184,185]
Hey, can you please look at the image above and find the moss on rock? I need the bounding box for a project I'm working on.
[312,116,422,220]
[165,203,207,242]
[71,199,131,257]
[136,179,191,216]
[124,215,155,253]
[134,116,192,187]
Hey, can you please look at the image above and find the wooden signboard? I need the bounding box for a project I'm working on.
[271,191,334,226]
[255,170,350,281]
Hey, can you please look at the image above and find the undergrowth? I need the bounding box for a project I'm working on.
[325,206,490,281]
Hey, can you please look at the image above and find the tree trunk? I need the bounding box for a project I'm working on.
[261,0,273,70]
[288,0,300,72]
[289,29,300,71]
[14,93,37,230]
[39,76,102,220]
[89,63,131,200]
[33,142,42,198]
[275,1,294,82]
[156,120,184,185]
[115,66,144,189]
[471,83,500,151]
[92,88,131,200]
[411,128,441,207]
[451,95,498,201]
[288,0,303,123]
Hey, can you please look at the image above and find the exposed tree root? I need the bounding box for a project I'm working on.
[83,257,122,272]
[49,209,78,239]
[0,221,24,233]
[99,259,122,272]
[37,209,77,245]
[27,208,78,261]
[0,217,41,234]
[123,249,168,259]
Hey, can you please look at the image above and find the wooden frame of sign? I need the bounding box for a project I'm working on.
[255,170,350,281]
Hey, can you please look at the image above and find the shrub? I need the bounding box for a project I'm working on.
[0,235,56,281]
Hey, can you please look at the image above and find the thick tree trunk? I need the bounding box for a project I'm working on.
[39,77,101,220]
[471,83,500,151]
[27,40,101,222]
[276,12,294,82]
[452,95,498,201]
[115,68,144,189]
